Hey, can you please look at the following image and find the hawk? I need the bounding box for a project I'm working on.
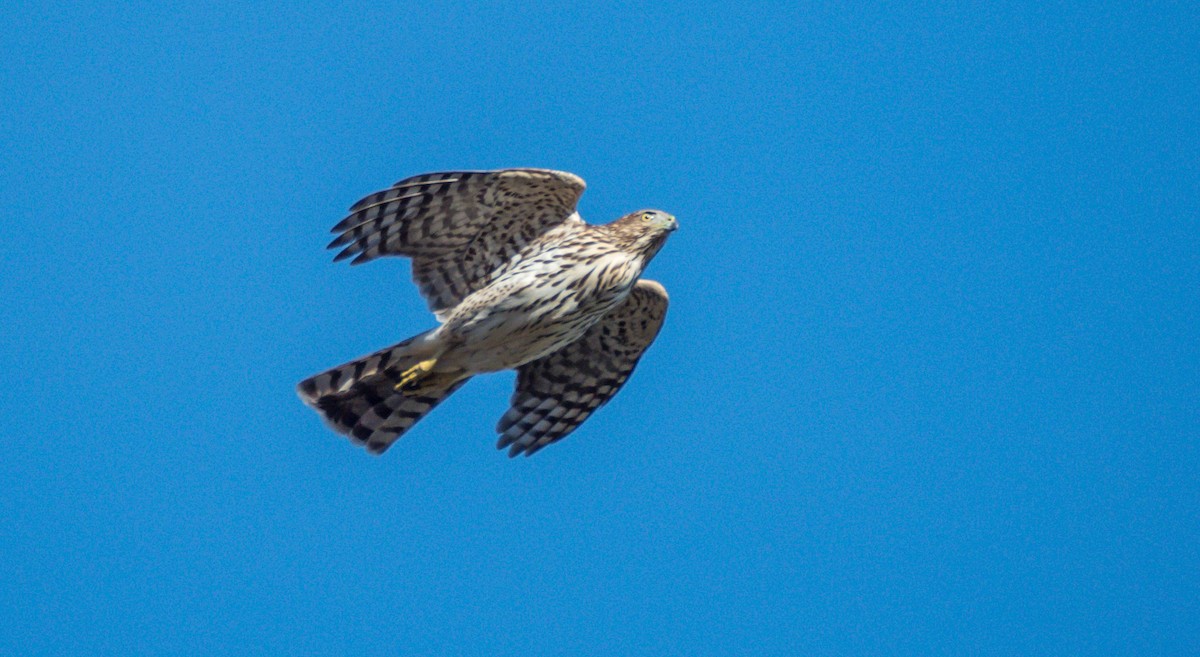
[297,168,677,457]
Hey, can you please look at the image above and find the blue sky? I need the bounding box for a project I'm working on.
[2,1,1197,655]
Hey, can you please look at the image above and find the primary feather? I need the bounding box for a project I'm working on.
[298,168,677,457]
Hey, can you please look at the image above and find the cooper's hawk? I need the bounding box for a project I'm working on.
[297,168,677,457]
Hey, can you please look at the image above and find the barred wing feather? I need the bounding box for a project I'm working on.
[327,168,586,319]
[496,279,669,457]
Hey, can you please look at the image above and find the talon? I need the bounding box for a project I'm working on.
[394,358,437,391]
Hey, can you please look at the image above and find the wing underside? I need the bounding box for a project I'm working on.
[496,279,670,456]
[327,168,587,317]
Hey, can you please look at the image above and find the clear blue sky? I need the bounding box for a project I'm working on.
[2,2,1197,655]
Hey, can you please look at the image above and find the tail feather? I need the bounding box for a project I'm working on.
[297,333,429,400]
[297,335,467,454]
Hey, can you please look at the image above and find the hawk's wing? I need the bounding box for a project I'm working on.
[496,279,669,457]
[327,168,586,319]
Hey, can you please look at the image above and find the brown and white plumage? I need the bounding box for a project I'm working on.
[497,279,669,456]
[328,169,586,319]
[298,168,676,457]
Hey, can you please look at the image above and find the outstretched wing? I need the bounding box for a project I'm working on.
[496,280,670,457]
[327,168,586,319]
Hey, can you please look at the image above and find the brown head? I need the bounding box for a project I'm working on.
[604,209,678,261]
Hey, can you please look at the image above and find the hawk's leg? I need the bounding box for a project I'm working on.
[394,358,438,392]
[396,368,464,396]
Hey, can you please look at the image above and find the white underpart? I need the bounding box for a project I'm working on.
[435,244,642,374]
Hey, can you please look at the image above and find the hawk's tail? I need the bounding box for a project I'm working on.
[297,333,468,454]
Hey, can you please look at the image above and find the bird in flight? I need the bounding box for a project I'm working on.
[297,168,677,457]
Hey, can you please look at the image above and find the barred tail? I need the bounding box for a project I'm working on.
[296,333,467,454]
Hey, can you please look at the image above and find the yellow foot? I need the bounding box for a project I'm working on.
[393,358,437,392]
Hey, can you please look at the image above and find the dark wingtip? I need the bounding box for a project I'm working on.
[327,233,353,249]
[330,212,361,233]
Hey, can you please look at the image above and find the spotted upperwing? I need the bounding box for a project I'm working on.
[496,279,670,457]
[326,168,587,320]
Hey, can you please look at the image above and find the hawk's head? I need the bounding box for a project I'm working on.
[609,209,678,261]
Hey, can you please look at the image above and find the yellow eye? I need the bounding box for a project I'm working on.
[642,212,654,222]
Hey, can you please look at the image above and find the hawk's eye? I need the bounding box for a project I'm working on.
[642,213,654,222]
